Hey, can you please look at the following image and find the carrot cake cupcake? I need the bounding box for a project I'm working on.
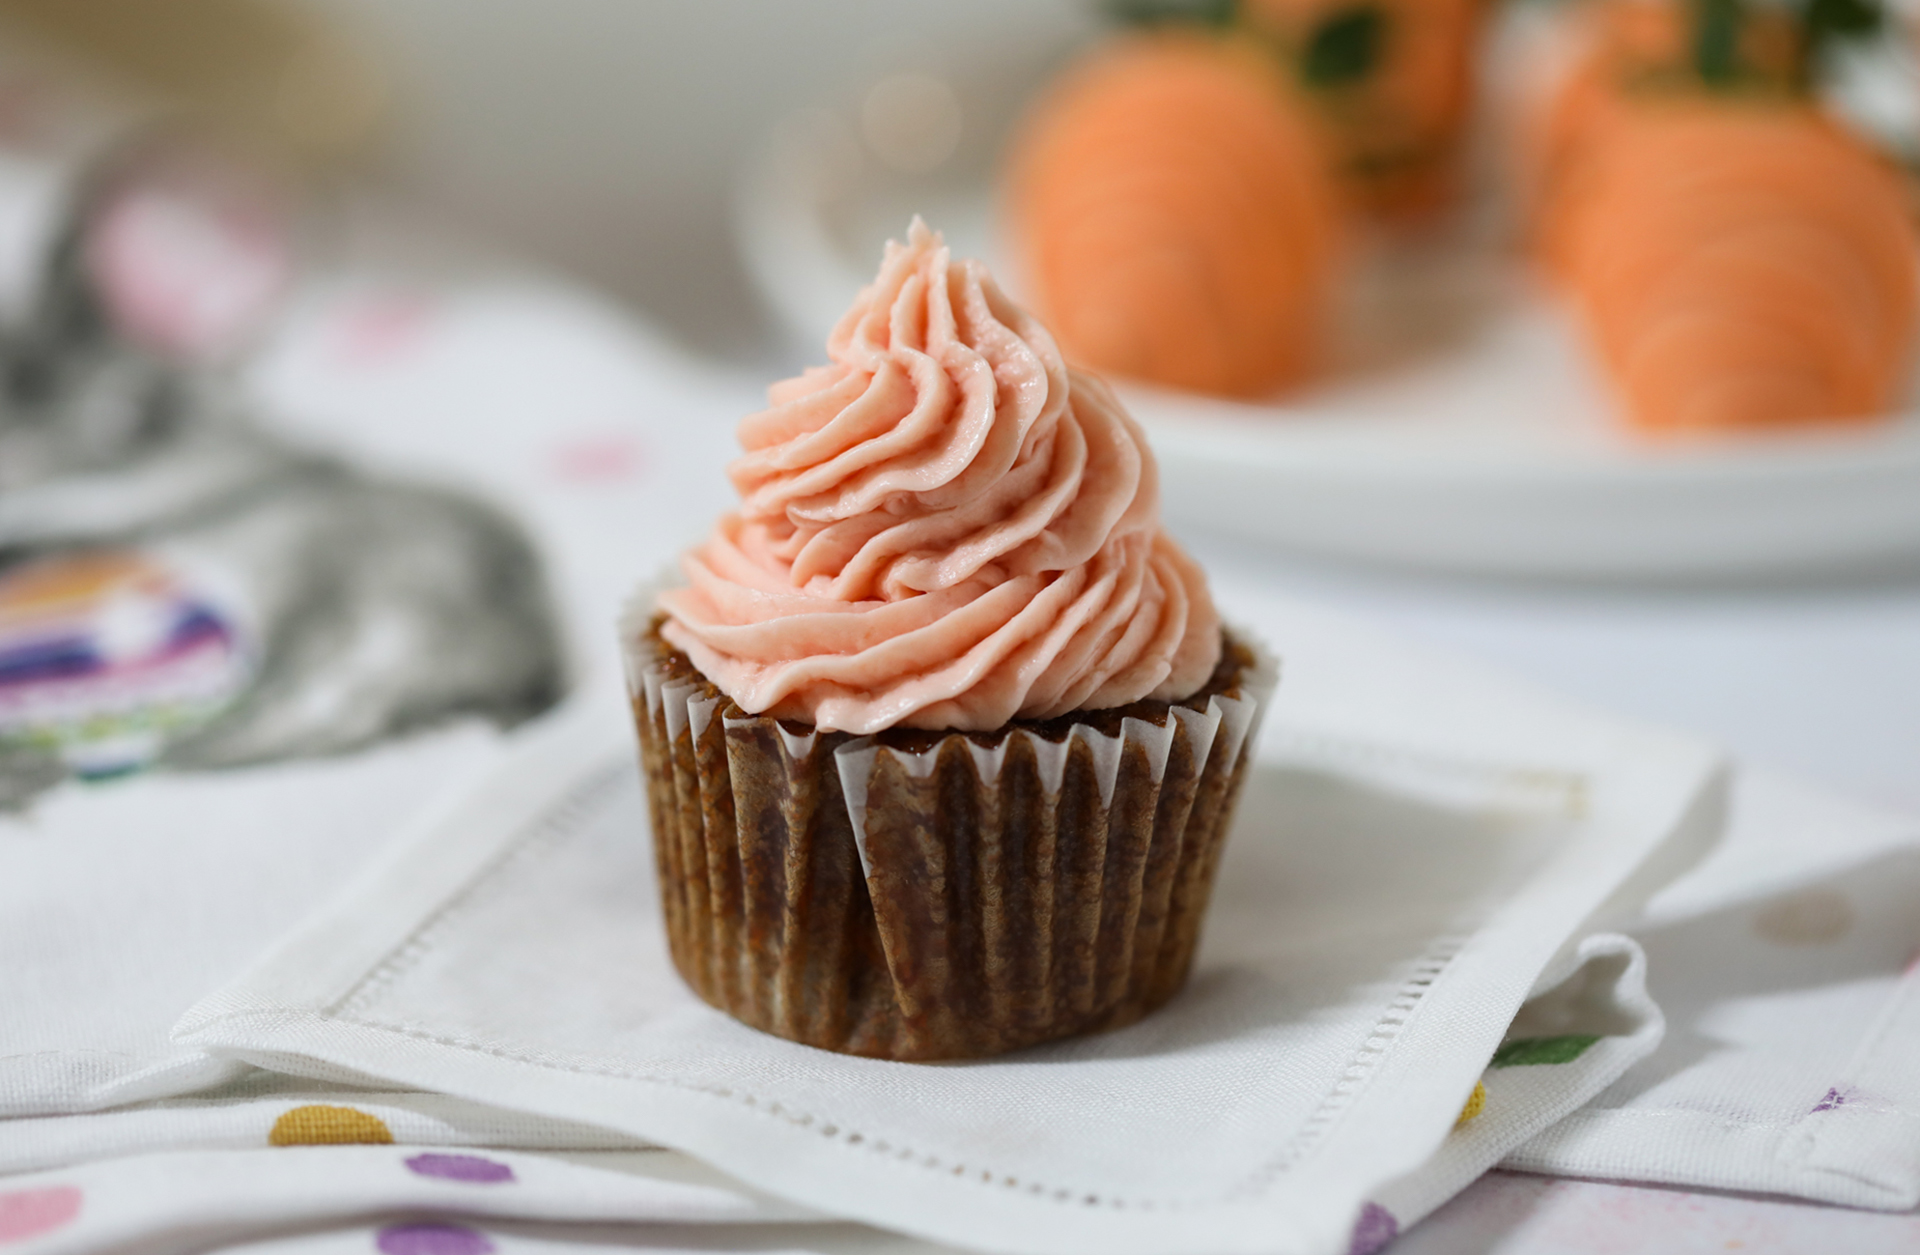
[623,220,1275,1060]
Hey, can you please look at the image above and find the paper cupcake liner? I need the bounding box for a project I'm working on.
[622,615,1276,1061]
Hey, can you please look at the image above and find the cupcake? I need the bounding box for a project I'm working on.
[623,220,1276,1061]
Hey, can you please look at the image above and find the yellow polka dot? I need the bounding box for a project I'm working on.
[268,1105,394,1146]
[1455,1081,1487,1129]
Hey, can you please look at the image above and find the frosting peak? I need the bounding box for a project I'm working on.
[659,220,1220,734]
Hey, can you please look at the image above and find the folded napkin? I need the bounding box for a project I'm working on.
[1508,771,1920,1209]
[163,593,1723,1255]
[14,768,1913,1255]
[17,594,1913,1254]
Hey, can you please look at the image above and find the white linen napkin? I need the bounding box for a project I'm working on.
[0,724,505,1117]
[1507,771,1920,1209]
[13,768,1914,1255]
[164,594,1724,1255]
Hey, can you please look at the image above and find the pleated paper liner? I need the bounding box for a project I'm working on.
[622,610,1276,1061]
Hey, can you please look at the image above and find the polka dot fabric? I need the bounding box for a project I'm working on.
[0,1145,801,1254]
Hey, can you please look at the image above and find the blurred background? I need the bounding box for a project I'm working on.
[0,0,1099,360]
[1,0,1918,813]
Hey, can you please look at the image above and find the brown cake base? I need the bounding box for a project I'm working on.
[624,618,1275,1061]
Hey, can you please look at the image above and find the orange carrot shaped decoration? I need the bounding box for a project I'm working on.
[1006,33,1343,398]
[1534,0,1917,436]
[1241,0,1493,219]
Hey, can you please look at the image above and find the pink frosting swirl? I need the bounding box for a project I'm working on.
[658,220,1220,734]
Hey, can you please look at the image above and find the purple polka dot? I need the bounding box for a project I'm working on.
[374,1223,495,1255]
[404,1153,515,1184]
[1348,1201,1399,1255]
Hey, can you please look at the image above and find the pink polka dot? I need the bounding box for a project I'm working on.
[0,1186,82,1244]
[550,433,647,483]
[330,294,436,367]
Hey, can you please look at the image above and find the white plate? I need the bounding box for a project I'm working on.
[1125,236,1920,580]
[731,23,1920,581]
